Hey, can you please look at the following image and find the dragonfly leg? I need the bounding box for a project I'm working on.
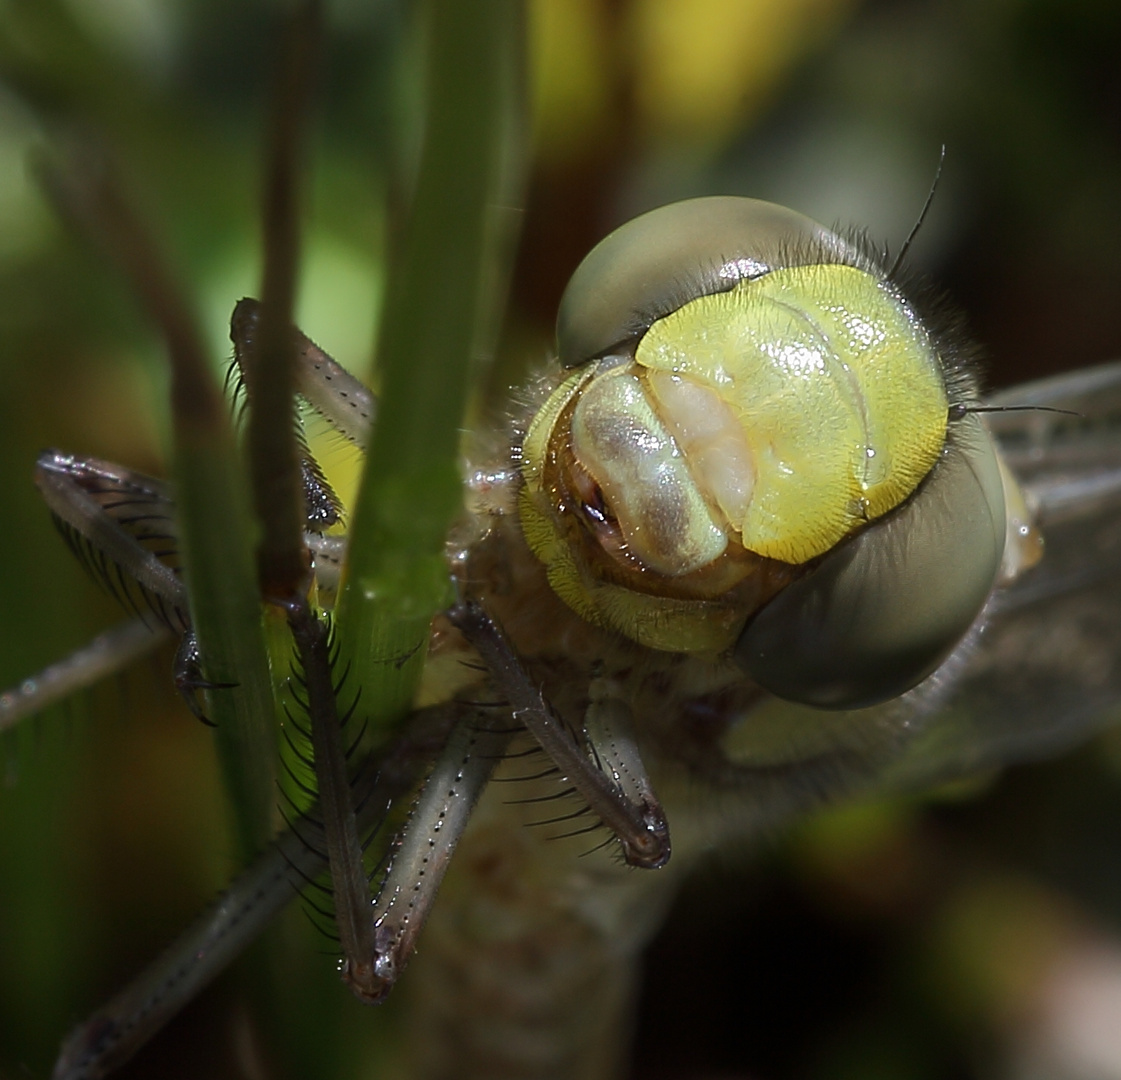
[230,296,376,452]
[172,630,237,726]
[364,711,513,998]
[34,450,189,630]
[447,599,671,870]
[51,703,460,1080]
[583,677,664,838]
[285,599,382,1002]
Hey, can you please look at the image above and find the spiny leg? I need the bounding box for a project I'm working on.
[34,451,237,722]
[227,304,350,537]
[231,285,388,1001]
[51,702,461,1080]
[447,599,671,870]
[285,598,381,1001]
[365,712,512,997]
[231,283,389,1004]
[35,451,188,627]
[231,296,375,452]
[583,676,665,844]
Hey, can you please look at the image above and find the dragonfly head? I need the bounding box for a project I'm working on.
[519,197,1009,708]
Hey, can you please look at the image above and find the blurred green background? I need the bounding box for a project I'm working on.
[1,1,1121,1078]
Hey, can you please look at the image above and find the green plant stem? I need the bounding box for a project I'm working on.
[337,0,524,741]
[38,142,276,860]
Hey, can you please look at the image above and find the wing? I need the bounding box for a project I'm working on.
[881,361,1121,788]
[708,362,1121,833]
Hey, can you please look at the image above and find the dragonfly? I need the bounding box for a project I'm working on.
[6,180,1121,1079]
[4,8,1121,1080]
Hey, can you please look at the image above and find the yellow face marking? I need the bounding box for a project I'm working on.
[636,263,948,563]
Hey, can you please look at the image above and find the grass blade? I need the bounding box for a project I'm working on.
[338,0,525,741]
[38,142,276,858]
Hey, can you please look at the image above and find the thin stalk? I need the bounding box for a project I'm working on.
[0,620,166,733]
[337,0,524,743]
[37,143,276,859]
[245,0,322,605]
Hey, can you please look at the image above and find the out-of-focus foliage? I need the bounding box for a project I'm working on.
[0,1,1120,1079]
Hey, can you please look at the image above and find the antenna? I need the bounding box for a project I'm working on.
[888,145,946,279]
[949,403,1083,422]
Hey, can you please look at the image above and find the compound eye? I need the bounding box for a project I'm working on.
[556,196,860,369]
[735,414,1007,709]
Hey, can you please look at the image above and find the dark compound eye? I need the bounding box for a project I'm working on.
[556,197,864,371]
